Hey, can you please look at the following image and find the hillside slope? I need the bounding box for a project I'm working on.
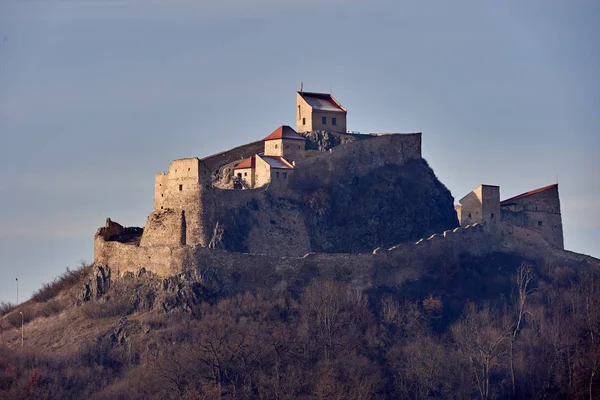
[1,244,599,399]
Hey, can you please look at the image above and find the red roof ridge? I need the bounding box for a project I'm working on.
[262,125,305,141]
[500,184,558,205]
[233,155,255,170]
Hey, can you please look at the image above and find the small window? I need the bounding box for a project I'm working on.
[302,118,306,125]
[491,213,494,219]
[468,213,472,218]
[188,168,190,171]
[161,194,164,197]
[205,184,210,190]
[332,117,337,126]
[285,144,290,149]
[244,172,247,176]
[161,206,163,209]
[283,172,287,179]
[275,172,280,178]
[175,169,177,172]
[275,144,278,149]
[322,116,327,125]
[298,145,301,149]
[538,221,543,227]
[179,184,183,191]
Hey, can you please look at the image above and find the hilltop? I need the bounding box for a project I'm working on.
[1,91,599,399]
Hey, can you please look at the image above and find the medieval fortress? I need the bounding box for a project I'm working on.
[94,90,565,282]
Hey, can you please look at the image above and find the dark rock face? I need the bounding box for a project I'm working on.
[301,159,458,253]
[81,265,112,301]
[207,158,458,255]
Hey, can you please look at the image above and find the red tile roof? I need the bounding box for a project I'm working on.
[500,184,558,205]
[233,156,255,170]
[262,125,306,141]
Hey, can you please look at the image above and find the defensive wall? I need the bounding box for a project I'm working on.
[95,219,599,296]
[144,133,423,251]
[95,222,500,294]
[291,133,422,189]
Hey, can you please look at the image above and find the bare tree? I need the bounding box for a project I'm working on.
[451,303,508,400]
[508,263,536,396]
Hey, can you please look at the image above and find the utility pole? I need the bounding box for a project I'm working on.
[15,278,18,305]
[19,312,23,347]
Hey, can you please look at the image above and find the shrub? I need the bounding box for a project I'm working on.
[31,264,91,303]
[0,301,15,317]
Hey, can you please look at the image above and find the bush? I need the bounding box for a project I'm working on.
[0,301,15,317]
[31,264,91,303]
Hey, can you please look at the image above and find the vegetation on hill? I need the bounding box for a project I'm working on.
[1,252,599,399]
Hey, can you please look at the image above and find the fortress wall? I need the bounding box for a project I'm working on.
[199,140,264,177]
[501,207,564,249]
[140,209,185,247]
[290,133,422,189]
[95,222,500,295]
[192,247,376,295]
[199,187,312,256]
[94,235,190,277]
[384,223,493,264]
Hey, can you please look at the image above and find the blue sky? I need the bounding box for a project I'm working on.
[0,0,598,303]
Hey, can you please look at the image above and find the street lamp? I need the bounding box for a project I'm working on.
[15,278,18,305]
[19,312,23,347]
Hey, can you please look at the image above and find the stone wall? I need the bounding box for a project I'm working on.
[94,235,193,277]
[458,185,500,231]
[500,185,564,248]
[290,133,422,190]
[200,140,264,179]
[139,209,185,247]
[94,221,497,296]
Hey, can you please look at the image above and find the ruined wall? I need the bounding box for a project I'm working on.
[152,158,204,246]
[95,222,497,297]
[290,133,422,189]
[139,209,185,247]
[94,235,192,277]
[97,218,125,240]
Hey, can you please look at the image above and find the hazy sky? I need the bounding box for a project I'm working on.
[0,0,598,304]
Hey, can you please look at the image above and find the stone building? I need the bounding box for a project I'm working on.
[296,91,347,133]
[455,184,500,232]
[232,125,305,189]
[500,184,564,249]
[456,183,564,249]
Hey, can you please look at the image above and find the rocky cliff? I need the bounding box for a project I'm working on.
[208,158,458,255]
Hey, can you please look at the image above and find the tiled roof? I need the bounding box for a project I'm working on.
[500,184,558,205]
[298,91,346,112]
[233,156,255,169]
[262,125,305,141]
[259,155,294,169]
